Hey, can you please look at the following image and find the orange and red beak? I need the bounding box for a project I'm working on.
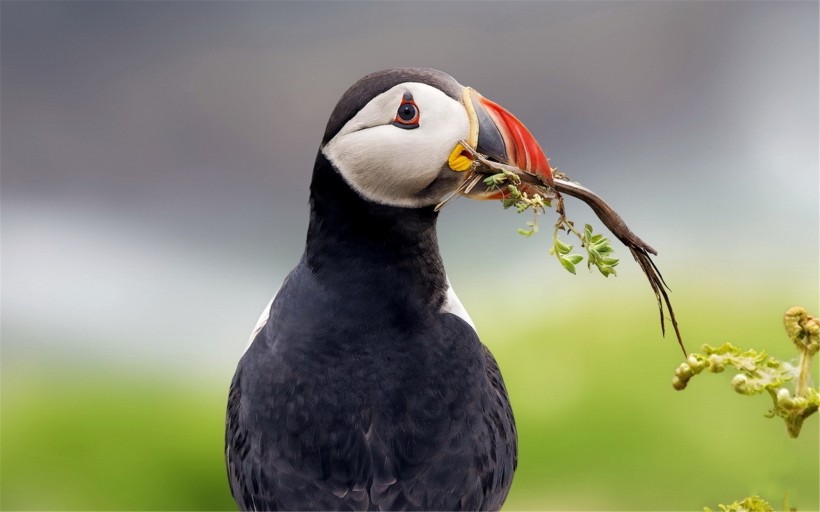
[454,87,553,198]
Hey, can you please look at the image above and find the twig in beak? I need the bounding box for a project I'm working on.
[463,173,482,195]
[457,141,686,355]
[434,171,482,212]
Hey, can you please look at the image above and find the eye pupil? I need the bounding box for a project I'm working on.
[398,103,417,121]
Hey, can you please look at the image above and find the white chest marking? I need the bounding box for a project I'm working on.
[441,278,475,330]
[242,295,275,356]
[244,281,473,357]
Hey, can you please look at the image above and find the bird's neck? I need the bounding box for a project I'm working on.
[304,152,448,308]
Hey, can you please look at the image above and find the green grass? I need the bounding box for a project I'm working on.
[481,283,819,511]
[2,290,817,510]
[1,365,236,510]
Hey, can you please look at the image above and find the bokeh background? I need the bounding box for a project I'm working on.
[2,1,818,510]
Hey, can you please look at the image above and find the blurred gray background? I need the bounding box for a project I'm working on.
[1,2,818,509]
[4,0,816,368]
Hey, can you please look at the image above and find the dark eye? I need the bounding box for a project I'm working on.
[398,103,417,121]
[393,98,420,129]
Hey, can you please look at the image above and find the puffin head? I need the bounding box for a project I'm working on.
[320,68,552,209]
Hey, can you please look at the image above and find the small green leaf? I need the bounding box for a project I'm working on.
[559,256,577,274]
[483,173,506,188]
[554,238,572,255]
[598,265,617,277]
[566,254,584,265]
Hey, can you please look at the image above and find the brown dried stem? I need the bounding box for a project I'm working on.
[458,142,686,355]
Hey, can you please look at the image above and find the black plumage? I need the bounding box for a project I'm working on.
[226,69,517,511]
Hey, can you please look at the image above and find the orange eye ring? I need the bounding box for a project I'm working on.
[393,98,420,128]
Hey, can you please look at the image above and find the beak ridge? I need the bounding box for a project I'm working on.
[462,88,554,198]
[471,95,507,165]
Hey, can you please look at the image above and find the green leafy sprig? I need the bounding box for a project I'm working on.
[483,171,619,277]
[550,220,619,277]
[673,307,819,438]
[460,139,683,354]
[703,495,775,512]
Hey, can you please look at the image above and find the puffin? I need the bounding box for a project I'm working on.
[226,68,554,511]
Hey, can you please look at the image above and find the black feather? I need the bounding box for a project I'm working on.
[226,151,516,511]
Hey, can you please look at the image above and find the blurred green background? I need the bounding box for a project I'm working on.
[2,1,817,510]
[3,283,818,510]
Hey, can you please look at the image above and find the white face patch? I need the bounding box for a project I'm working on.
[322,82,470,208]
